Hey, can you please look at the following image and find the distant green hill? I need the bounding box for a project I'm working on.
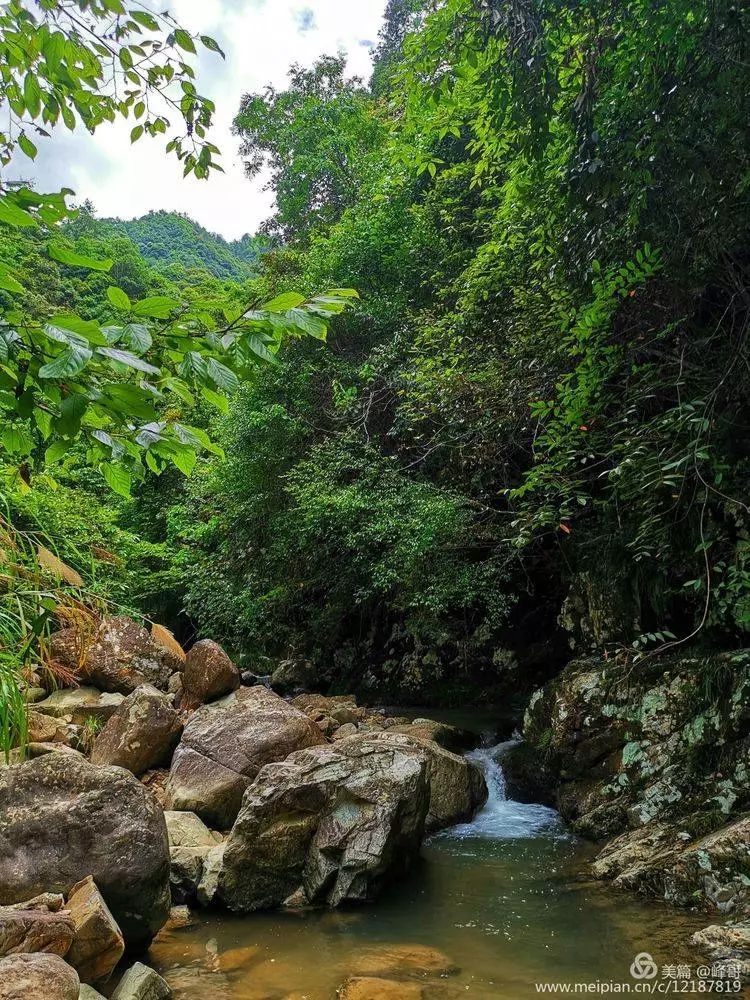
[102,210,267,281]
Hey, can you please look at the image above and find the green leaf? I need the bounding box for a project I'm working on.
[1,424,34,456]
[0,265,23,294]
[174,29,196,53]
[130,125,144,143]
[287,308,328,340]
[18,134,38,160]
[261,292,307,312]
[45,440,70,464]
[201,386,229,413]
[207,357,239,391]
[48,244,113,271]
[96,346,160,374]
[39,343,93,378]
[200,35,225,58]
[56,394,87,437]
[107,286,132,310]
[133,296,180,319]
[119,323,152,353]
[0,196,36,228]
[171,445,197,476]
[101,462,132,498]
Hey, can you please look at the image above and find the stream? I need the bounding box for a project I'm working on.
[148,727,707,998]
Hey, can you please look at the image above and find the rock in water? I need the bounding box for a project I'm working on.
[0,755,170,950]
[65,876,124,983]
[181,640,240,707]
[217,732,430,911]
[91,685,182,777]
[0,953,79,1000]
[166,687,325,829]
[50,616,176,694]
[111,962,171,1000]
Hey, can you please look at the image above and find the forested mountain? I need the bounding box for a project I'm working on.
[102,210,267,280]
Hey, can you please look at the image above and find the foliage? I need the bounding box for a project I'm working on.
[176,0,750,700]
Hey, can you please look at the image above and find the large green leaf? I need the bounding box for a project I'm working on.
[1,424,34,455]
[133,296,180,319]
[261,292,307,312]
[101,462,132,498]
[48,243,113,271]
[39,343,93,379]
[119,323,152,353]
[96,346,160,374]
[106,286,132,310]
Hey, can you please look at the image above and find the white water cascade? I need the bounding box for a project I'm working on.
[439,739,561,841]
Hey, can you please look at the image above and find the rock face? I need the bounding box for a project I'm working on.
[182,640,240,707]
[217,732,430,911]
[65,876,124,983]
[389,719,477,754]
[0,755,170,949]
[522,650,750,912]
[0,953,80,1000]
[405,736,487,833]
[0,906,75,957]
[50,616,175,694]
[90,685,182,777]
[111,962,171,1000]
[165,686,325,829]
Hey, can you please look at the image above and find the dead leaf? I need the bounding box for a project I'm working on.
[36,545,84,588]
[151,623,185,662]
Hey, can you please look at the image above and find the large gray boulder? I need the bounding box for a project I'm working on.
[34,688,124,725]
[0,755,170,950]
[50,616,177,694]
[165,686,325,829]
[217,732,430,911]
[90,685,182,776]
[181,640,240,707]
[0,953,79,1000]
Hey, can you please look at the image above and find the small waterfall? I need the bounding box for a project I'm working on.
[438,739,561,841]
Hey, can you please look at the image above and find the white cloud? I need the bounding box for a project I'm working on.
[8,0,386,239]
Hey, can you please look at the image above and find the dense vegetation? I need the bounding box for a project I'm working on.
[2,0,749,713]
[177,0,750,702]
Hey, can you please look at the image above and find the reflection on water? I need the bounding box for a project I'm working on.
[148,740,706,999]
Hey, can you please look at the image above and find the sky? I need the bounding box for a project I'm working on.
[13,0,387,240]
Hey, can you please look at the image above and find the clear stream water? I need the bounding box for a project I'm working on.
[147,727,707,999]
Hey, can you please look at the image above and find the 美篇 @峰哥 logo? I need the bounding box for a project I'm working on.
[630,952,659,980]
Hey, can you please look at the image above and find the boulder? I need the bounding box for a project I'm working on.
[164,811,222,848]
[389,719,477,753]
[111,962,171,1000]
[34,688,123,725]
[26,711,69,744]
[691,923,750,982]
[0,754,170,949]
[182,640,240,707]
[0,953,79,1000]
[90,685,182,777]
[402,736,487,832]
[168,848,208,906]
[0,906,75,957]
[65,876,124,984]
[498,741,558,807]
[50,616,175,694]
[165,687,325,829]
[332,723,358,741]
[217,732,430,911]
[80,987,108,1000]
[270,657,317,695]
[196,845,225,907]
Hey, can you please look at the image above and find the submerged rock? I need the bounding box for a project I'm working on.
[165,686,324,829]
[339,978,424,1000]
[0,953,79,1000]
[91,685,182,776]
[691,923,750,982]
[0,755,170,949]
[181,640,240,707]
[111,962,171,1000]
[217,732,430,911]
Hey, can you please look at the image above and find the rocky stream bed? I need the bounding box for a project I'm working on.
[0,616,748,998]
